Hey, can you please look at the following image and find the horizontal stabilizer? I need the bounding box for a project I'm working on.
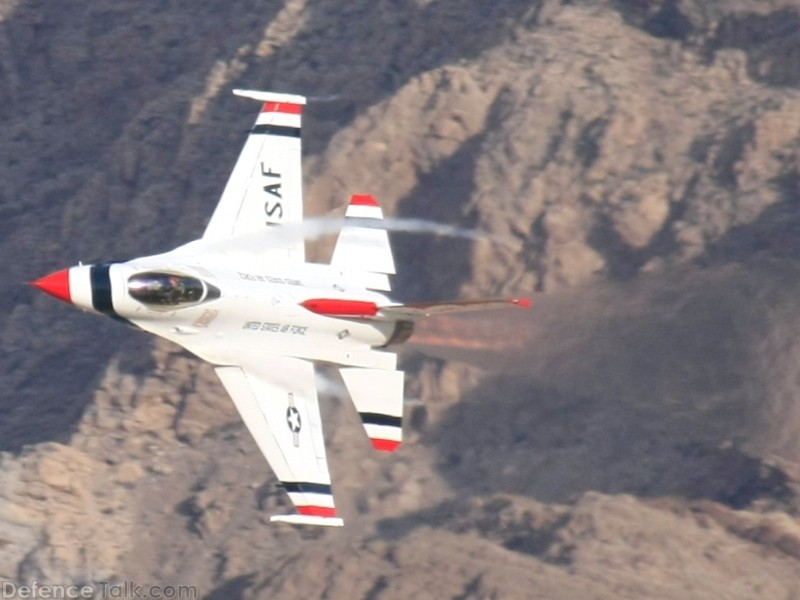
[331,195,395,291]
[380,297,532,318]
[270,514,344,527]
[340,368,404,452]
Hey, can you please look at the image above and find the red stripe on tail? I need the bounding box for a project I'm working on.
[350,194,379,207]
[371,439,402,452]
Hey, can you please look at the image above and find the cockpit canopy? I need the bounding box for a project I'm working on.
[127,272,220,307]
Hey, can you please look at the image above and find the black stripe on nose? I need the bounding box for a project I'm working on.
[90,264,116,316]
[88,262,136,328]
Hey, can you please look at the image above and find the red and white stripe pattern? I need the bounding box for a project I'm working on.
[362,421,402,453]
[255,99,303,130]
[340,368,404,454]
[232,89,306,136]
[345,194,384,219]
[330,193,395,290]
[282,481,338,518]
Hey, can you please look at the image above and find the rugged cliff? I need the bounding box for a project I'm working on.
[2,0,800,598]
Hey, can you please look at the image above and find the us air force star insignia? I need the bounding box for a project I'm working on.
[287,407,301,432]
[286,393,301,447]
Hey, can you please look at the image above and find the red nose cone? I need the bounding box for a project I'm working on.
[31,269,72,303]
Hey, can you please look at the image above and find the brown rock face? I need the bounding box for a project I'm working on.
[2,0,800,598]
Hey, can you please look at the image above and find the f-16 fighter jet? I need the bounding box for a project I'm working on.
[33,90,531,526]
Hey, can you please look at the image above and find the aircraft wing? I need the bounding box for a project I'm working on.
[214,356,343,526]
[202,90,306,264]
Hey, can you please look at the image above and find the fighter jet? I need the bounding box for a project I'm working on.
[32,90,531,526]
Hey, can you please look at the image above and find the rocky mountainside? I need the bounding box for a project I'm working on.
[2,0,800,598]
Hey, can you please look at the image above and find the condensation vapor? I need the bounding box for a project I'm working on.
[186,216,517,256]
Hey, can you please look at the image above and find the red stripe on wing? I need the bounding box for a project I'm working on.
[262,101,304,114]
[297,505,338,518]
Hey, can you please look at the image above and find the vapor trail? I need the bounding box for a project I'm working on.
[186,216,517,256]
[307,216,515,247]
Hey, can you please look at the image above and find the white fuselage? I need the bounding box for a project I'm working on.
[28,88,531,528]
[69,248,401,371]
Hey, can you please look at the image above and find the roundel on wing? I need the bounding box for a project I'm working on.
[286,406,302,433]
